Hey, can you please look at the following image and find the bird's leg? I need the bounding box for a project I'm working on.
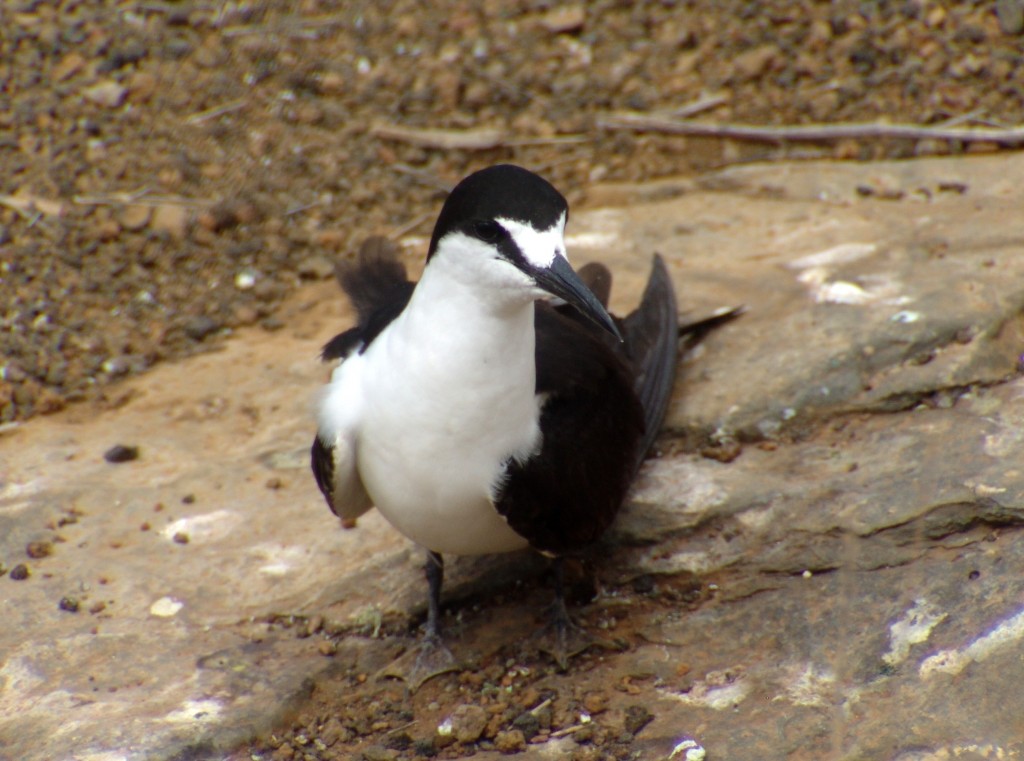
[533,556,611,670]
[423,549,446,642]
[381,550,459,692]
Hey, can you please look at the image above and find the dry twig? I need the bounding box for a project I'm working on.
[0,194,64,218]
[669,92,730,118]
[185,99,248,125]
[371,123,506,150]
[597,112,1024,146]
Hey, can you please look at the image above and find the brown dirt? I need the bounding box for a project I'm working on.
[3,0,1024,424]
[230,566,712,761]
[4,2,1024,759]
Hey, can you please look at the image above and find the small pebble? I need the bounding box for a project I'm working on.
[10,564,30,581]
[83,80,128,108]
[59,596,80,613]
[296,255,335,280]
[183,315,221,342]
[494,729,526,754]
[104,444,140,463]
[26,541,53,559]
[582,691,608,715]
[623,705,654,736]
[317,640,337,656]
[447,704,488,743]
[172,532,190,545]
[997,0,1024,35]
[150,204,190,239]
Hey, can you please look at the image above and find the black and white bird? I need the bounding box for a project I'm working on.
[311,164,679,689]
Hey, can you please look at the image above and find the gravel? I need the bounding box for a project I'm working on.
[2,1,1023,423]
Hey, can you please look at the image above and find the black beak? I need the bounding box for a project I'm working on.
[531,256,622,341]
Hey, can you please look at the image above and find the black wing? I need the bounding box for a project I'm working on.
[497,303,645,555]
[553,255,680,463]
[320,236,415,360]
[619,254,679,460]
[310,434,335,506]
[496,255,680,555]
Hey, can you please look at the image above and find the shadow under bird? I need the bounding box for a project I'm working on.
[312,164,679,690]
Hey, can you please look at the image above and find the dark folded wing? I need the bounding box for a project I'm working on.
[619,254,679,460]
[496,302,645,554]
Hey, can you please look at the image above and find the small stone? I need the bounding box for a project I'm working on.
[183,315,220,341]
[447,704,488,743]
[997,0,1024,34]
[623,705,654,736]
[102,356,131,376]
[297,255,335,280]
[150,596,184,617]
[317,640,337,656]
[150,204,190,239]
[320,71,345,94]
[582,692,608,715]
[265,476,283,490]
[292,103,324,125]
[304,614,324,637]
[539,5,585,34]
[494,729,526,753]
[235,269,258,291]
[319,717,352,747]
[10,564,30,581]
[312,230,347,250]
[83,80,128,108]
[26,541,52,559]
[573,724,595,743]
[59,596,80,613]
[511,711,540,741]
[119,205,152,231]
[233,305,258,325]
[89,601,107,614]
[98,41,147,72]
[360,746,397,761]
[127,71,158,102]
[172,532,190,545]
[731,44,776,80]
[52,51,86,82]
[700,439,742,463]
[91,219,122,241]
[2,363,27,383]
[104,444,140,463]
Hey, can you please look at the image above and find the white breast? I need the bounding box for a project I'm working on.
[325,248,544,555]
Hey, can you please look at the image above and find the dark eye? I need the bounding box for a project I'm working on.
[473,220,503,243]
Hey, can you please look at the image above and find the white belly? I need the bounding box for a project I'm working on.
[353,301,540,556]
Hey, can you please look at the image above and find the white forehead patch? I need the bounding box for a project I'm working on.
[498,211,567,269]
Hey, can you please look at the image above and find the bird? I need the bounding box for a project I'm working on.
[311,164,679,690]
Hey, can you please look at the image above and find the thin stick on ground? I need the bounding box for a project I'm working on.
[185,99,248,125]
[597,112,1024,146]
[371,123,506,150]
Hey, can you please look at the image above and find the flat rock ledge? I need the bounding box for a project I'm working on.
[2,153,1024,760]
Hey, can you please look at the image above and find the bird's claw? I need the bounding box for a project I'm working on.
[530,608,616,670]
[379,634,459,693]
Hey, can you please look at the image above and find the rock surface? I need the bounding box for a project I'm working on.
[3,153,1024,760]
